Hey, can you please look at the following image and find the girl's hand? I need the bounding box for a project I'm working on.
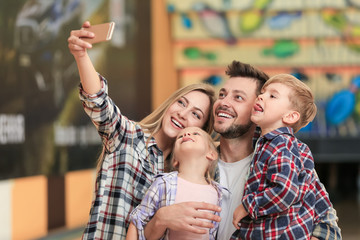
[67,21,94,59]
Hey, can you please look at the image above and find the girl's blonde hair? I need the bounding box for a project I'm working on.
[96,83,216,171]
[204,131,219,181]
[263,74,317,132]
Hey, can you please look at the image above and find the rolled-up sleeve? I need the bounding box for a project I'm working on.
[79,74,136,153]
[130,177,164,240]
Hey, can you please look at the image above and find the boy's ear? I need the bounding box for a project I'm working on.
[206,149,218,161]
[283,110,300,125]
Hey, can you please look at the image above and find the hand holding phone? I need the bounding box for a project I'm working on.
[81,22,115,44]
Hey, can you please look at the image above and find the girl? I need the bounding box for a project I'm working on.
[127,127,224,240]
[68,21,219,239]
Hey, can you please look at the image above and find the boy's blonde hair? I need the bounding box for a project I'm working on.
[170,128,219,181]
[263,74,317,132]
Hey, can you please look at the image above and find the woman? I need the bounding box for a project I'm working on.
[68,21,219,239]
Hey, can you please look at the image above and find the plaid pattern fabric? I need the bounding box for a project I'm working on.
[311,188,342,240]
[311,209,342,240]
[236,127,332,240]
[79,76,164,239]
[130,172,225,240]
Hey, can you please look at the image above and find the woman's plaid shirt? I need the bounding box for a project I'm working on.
[79,76,164,239]
[238,127,332,239]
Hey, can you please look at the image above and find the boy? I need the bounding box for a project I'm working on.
[232,74,333,239]
[126,127,225,240]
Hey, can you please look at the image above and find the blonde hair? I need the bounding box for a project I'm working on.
[204,132,219,181]
[170,128,219,181]
[139,83,216,136]
[96,83,216,171]
[263,74,317,132]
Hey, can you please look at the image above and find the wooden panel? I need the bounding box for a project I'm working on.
[151,0,178,109]
[12,176,47,240]
[65,169,95,228]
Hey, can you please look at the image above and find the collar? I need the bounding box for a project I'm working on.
[262,127,294,141]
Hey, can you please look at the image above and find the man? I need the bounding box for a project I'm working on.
[213,61,267,239]
[143,61,341,240]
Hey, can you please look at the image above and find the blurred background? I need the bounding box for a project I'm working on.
[0,0,359,239]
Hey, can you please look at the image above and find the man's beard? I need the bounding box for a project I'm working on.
[217,121,253,139]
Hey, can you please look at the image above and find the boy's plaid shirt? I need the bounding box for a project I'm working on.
[79,76,164,239]
[236,127,333,239]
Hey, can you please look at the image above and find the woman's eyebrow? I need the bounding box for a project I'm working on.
[182,96,205,116]
[181,96,189,104]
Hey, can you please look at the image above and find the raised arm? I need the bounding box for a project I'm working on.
[68,21,100,94]
[144,202,221,239]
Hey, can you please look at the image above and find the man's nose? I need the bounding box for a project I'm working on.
[219,96,230,107]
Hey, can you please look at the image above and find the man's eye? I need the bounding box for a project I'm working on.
[236,96,243,101]
[219,93,225,98]
[193,132,200,135]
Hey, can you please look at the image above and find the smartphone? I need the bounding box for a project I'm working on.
[81,22,115,44]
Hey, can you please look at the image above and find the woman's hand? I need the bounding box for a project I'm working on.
[67,21,94,59]
[67,21,100,94]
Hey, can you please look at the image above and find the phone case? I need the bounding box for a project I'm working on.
[82,22,115,44]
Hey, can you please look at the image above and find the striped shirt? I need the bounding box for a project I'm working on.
[130,172,225,240]
[235,127,333,239]
[79,76,164,239]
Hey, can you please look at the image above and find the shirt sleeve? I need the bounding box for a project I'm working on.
[242,144,301,219]
[312,208,342,240]
[311,170,342,239]
[129,177,164,240]
[79,74,136,153]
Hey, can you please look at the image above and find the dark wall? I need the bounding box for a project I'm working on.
[0,0,151,180]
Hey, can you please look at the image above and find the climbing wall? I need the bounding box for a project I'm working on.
[167,0,360,138]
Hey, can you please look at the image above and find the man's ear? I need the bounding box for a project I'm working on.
[283,110,300,125]
[206,149,218,161]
